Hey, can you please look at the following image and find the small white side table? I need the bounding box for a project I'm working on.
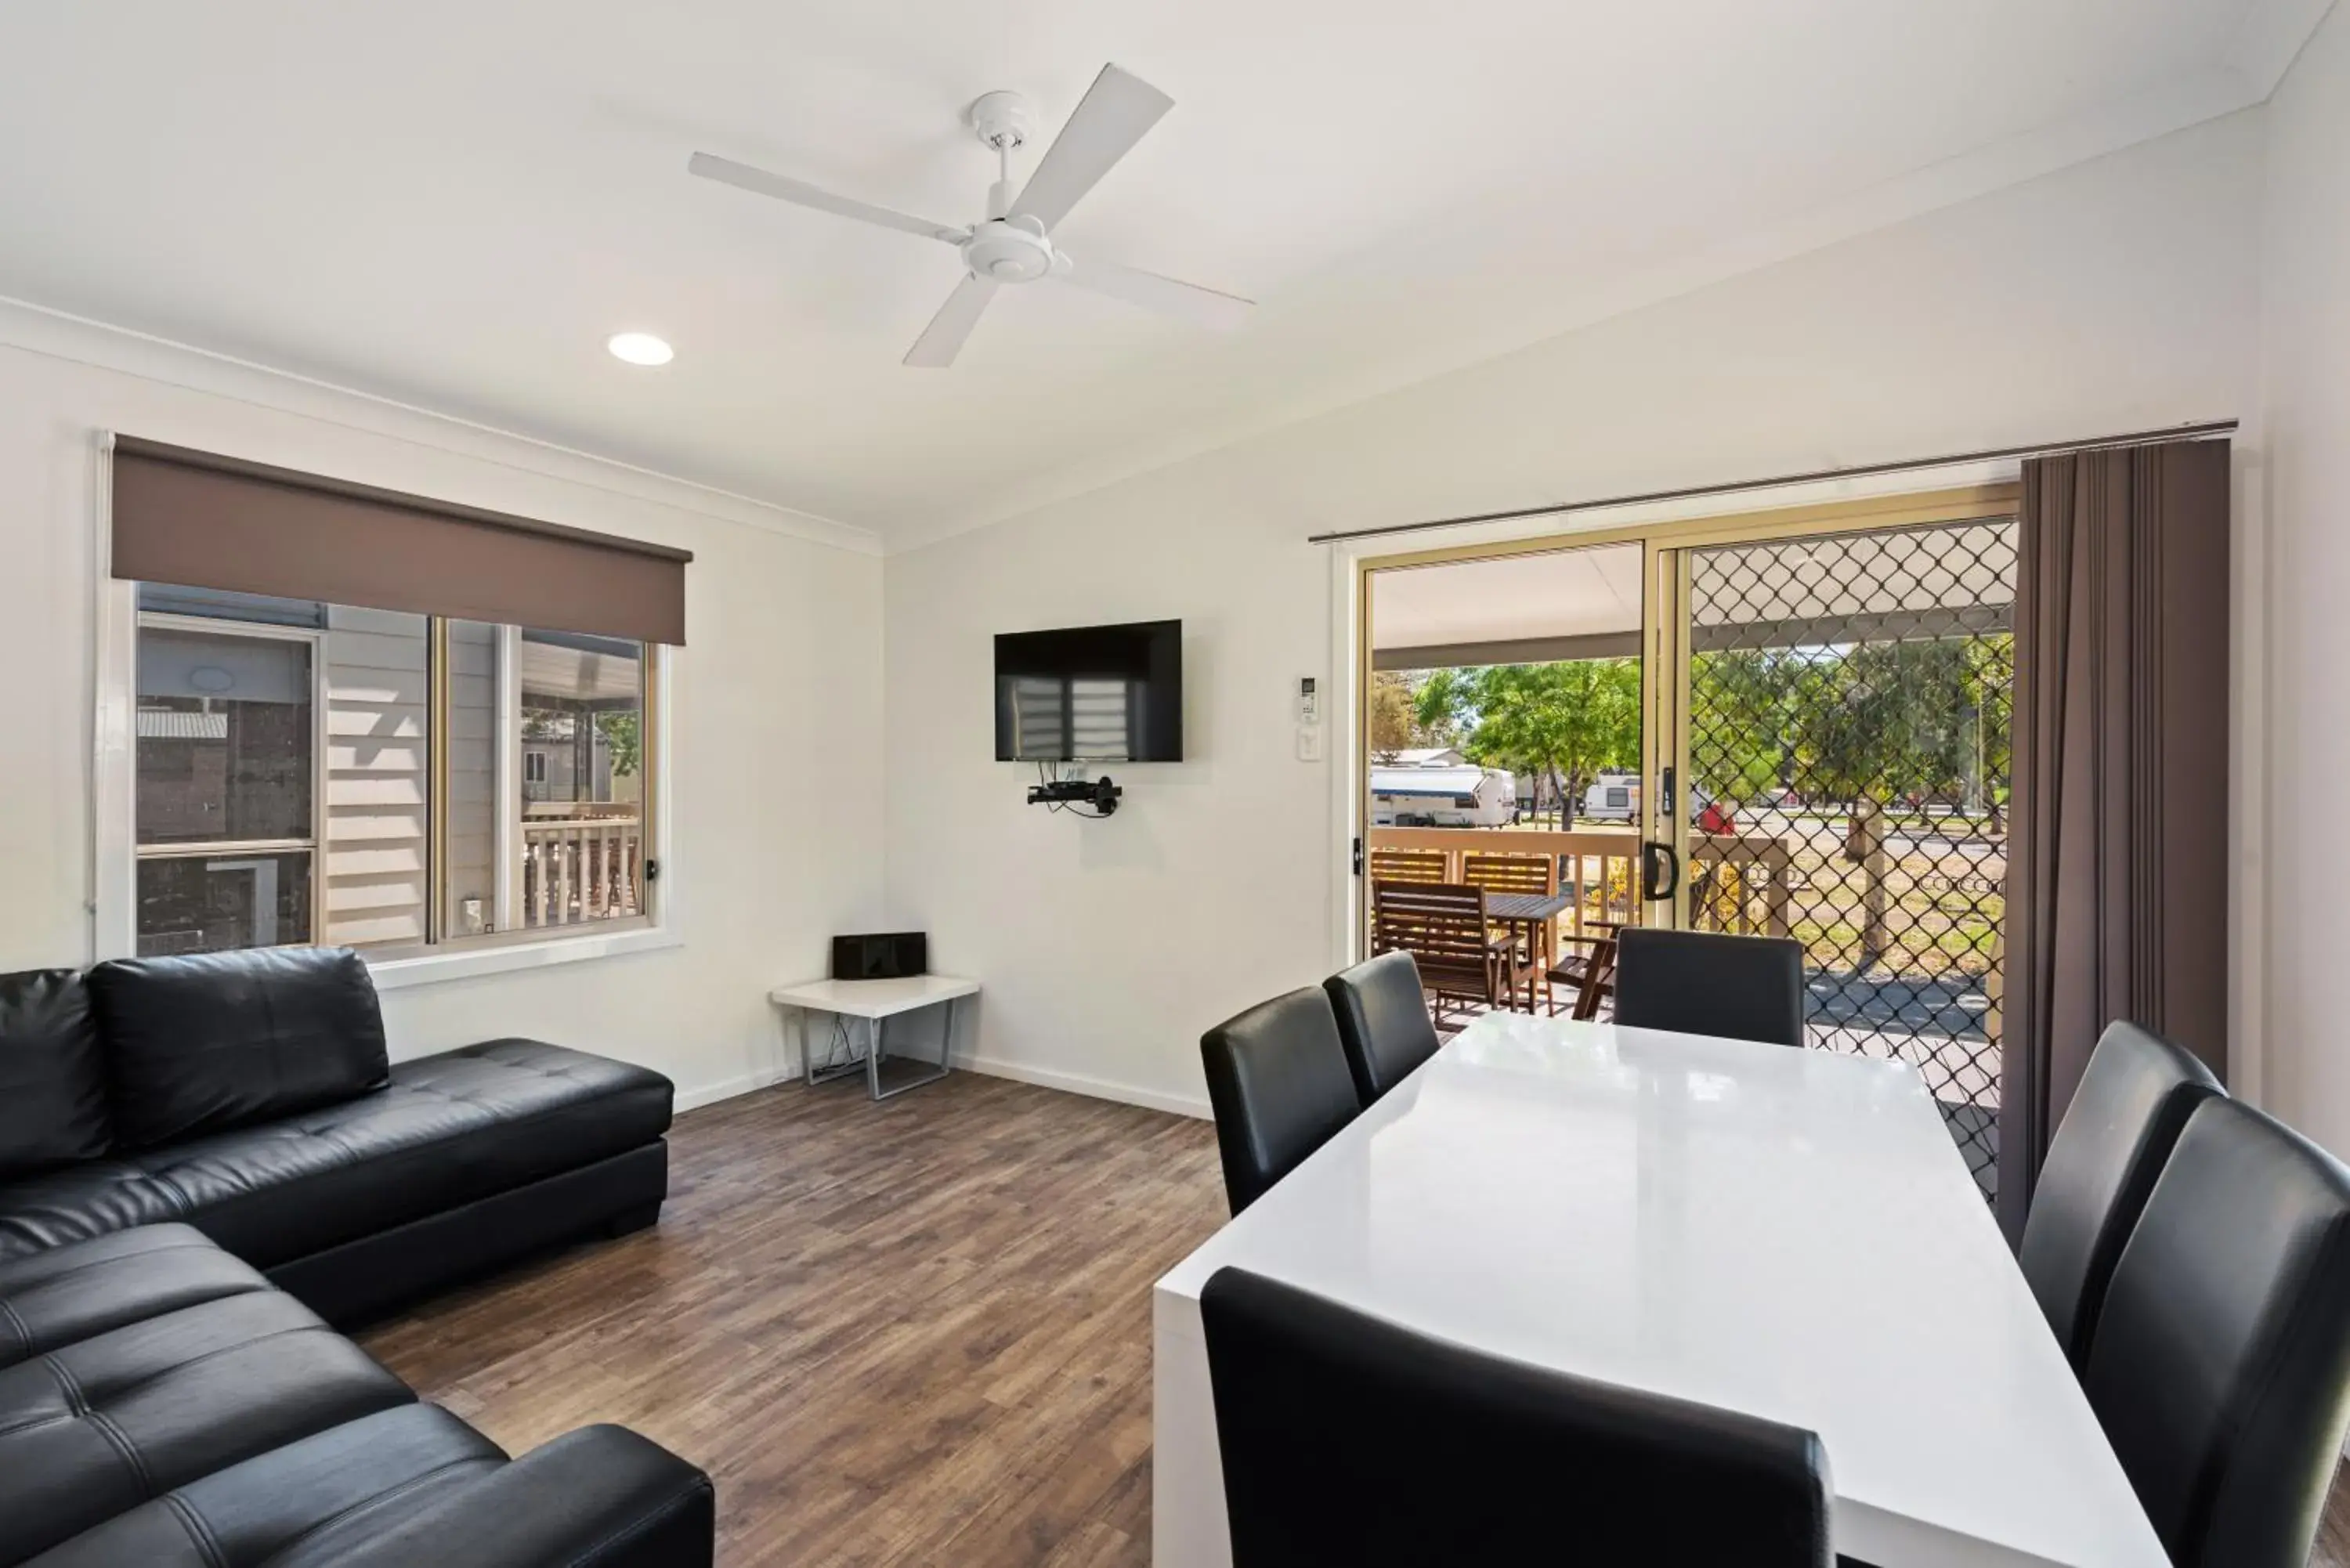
[767,974,978,1101]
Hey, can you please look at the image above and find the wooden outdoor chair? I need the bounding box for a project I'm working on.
[1460,851,1556,897]
[1368,847,1448,885]
[1372,882,1532,1022]
[1548,921,1622,1021]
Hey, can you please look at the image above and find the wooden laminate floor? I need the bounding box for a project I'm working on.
[363,1071,2350,1567]
[360,1072,1227,1568]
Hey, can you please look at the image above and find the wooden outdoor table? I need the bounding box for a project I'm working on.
[1482,889,1576,1010]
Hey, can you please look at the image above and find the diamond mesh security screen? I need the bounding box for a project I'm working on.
[1685,518,2016,1200]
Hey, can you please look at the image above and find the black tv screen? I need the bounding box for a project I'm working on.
[994,620,1183,762]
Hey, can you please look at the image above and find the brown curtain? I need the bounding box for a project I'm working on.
[2001,438,2230,1237]
[112,436,692,645]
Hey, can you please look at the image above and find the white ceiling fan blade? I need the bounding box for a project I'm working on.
[1055,252,1253,331]
[688,152,967,244]
[1008,64,1173,230]
[903,274,1000,367]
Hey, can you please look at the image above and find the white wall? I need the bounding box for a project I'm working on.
[883,111,2265,1116]
[0,303,887,1107]
[2254,0,2350,1158]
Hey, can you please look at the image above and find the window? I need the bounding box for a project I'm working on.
[130,586,657,959]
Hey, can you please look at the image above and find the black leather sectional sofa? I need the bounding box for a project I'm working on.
[0,948,671,1323]
[0,947,713,1566]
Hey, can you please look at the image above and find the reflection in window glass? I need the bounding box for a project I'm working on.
[135,851,313,956]
[518,630,645,929]
[136,630,312,846]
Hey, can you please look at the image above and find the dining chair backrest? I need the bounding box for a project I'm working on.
[2018,1020,2223,1366]
[2081,1097,2350,1568]
[1199,988,1362,1216]
[1322,950,1442,1104]
[1371,883,1495,1000]
[1460,851,1556,897]
[1200,1266,1832,1567]
[1611,927,1806,1047]
[1366,847,1447,885]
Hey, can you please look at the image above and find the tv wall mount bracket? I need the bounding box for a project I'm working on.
[1027,768,1123,818]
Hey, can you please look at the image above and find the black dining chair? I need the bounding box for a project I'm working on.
[1612,927,1806,1047]
[1199,989,1362,1216]
[1321,950,1442,1105]
[1200,1266,1832,1567]
[2081,1097,2350,1568]
[2016,1020,2223,1366]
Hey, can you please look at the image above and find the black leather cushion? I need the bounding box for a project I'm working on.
[1201,1267,1831,1566]
[0,970,111,1178]
[88,948,391,1150]
[2017,1020,2222,1366]
[266,1142,667,1328]
[1322,951,1442,1104]
[1613,927,1806,1047]
[1200,989,1361,1216]
[265,1424,715,1568]
[0,1289,413,1563]
[2083,1097,2350,1568]
[0,1223,269,1368]
[0,1160,186,1260]
[154,1039,671,1267]
[26,1404,503,1568]
[0,1041,671,1266]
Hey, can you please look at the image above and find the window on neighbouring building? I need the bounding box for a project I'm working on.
[133,614,319,955]
[132,586,656,958]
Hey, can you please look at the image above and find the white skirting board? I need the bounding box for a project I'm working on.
[947,1050,1211,1121]
[671,1049,1210,1122]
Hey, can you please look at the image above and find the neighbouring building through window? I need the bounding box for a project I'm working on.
[131,586,655,958]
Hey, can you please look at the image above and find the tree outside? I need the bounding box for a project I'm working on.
[1367,671,1418,758]
[1461,660,1641,827]
[1685,637,2012,818]
[1376,659,1640,827]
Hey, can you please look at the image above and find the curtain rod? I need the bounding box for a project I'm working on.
[1304,418,2238,545]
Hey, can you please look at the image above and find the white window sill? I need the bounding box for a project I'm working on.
[366,925,682,991]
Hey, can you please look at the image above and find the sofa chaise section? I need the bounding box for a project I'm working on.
[0,1226,713,1568]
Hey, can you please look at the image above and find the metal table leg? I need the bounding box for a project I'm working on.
[868,995,954,1101]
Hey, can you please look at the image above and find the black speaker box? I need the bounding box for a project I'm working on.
[830,931,928,981]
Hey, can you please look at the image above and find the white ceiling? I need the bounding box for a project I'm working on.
[0,2,2313,548]
[1375,544,1644,651]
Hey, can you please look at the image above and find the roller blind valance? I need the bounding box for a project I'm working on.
[110,436,691,645]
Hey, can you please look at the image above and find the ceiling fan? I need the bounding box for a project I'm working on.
[689,63,1253,368]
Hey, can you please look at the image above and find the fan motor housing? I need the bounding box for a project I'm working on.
[964,218,1054,284]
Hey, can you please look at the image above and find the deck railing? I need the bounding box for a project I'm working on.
[520,815,642,928]
[1365,824,1793,943]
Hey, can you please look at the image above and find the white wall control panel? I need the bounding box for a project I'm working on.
[1296,675,1320,724]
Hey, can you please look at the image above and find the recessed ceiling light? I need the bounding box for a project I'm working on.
[607,332,674,367]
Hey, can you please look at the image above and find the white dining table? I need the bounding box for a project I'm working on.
[1152,1012,2168,1568]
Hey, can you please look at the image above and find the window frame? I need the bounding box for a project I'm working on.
[93,576,678,985]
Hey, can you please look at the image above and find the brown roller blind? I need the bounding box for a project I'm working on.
[110,436,691,645]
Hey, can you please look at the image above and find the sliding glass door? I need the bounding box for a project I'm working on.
[1357,486,2019,1198]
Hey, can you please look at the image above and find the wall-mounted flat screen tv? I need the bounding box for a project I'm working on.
[994,620,1183,762]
